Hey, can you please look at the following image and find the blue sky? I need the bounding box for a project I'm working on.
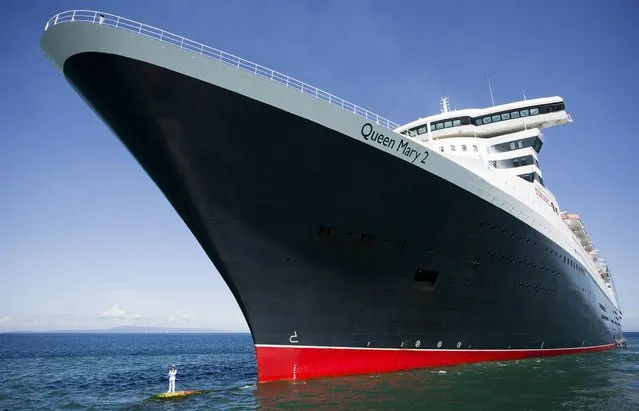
[1,0,638,332]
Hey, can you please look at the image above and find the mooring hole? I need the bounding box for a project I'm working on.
[413,269,439,287]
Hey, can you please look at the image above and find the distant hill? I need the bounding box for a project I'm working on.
[1,325,248,334]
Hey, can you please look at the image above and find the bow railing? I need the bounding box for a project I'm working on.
[44,10,400,130]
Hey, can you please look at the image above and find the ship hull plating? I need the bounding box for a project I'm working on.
[62,52,619,382]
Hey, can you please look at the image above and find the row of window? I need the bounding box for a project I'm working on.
[478,216,615,312]
[517,280,557,297]
[542,244,606,299]
[403,102,565,137]
[480,217,592,283]
[438,144,479,153]
[490,136,543,154]
[316,226,408,249]
[489,155,539,170]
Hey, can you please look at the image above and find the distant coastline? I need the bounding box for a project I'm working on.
[0,325,249,334]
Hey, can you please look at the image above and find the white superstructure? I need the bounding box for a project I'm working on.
[395,96,617,305]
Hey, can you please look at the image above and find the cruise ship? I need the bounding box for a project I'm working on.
[40,10,624,383]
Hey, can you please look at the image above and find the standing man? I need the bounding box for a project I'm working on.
[167,364,177,393]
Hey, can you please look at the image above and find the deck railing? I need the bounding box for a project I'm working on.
[44,10,400,130]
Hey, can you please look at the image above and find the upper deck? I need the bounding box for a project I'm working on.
[43,10,400,131]
[397,97,572,140]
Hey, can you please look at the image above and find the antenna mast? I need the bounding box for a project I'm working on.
[487,75,495,106]
[440,96,451,114]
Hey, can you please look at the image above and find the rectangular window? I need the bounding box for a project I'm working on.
[519,173,533,182]
[476,118,483,125]
[409,130,417,137]
[483,117,492,124]
[444,121,452,128]
[510,142,516,150]
[492,115,501,122]
[473,145,478,152]
[513,158,520,167]
[462,145,467,151]
[418,126,427,134]
[530,107,539,115]
[453,119,461,127]
[518,140,523,148]
[436,123,444,130]
[521,157,528,166]
[521,109,529,117]
[511,111,520,118]
[501,113,510,120]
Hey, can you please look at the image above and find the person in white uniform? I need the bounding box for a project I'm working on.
[167,364,177,393]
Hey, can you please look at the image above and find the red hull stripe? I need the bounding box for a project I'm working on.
[255,343,616,383]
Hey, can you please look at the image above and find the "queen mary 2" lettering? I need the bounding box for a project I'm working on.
[360,122,396,149]
[361,123,429,165]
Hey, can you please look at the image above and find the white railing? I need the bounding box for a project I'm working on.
[44,10,400,131]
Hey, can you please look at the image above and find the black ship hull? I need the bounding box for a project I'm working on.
[60,50,619,382]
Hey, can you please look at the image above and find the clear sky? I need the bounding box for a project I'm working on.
[1,0,638,332]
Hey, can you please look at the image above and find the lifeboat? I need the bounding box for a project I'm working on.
[596,262,611,282]
[589,249,599,262]
[562,213,596,252]
[563,213,585,232]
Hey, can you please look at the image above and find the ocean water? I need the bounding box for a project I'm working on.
[0,333,637,410]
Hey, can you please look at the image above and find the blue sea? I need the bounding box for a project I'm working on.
[0,333,637,410]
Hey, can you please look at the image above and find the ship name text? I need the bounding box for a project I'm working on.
[360,123,429,165]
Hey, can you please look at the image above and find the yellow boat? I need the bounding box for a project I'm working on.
[154,390,203,399]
